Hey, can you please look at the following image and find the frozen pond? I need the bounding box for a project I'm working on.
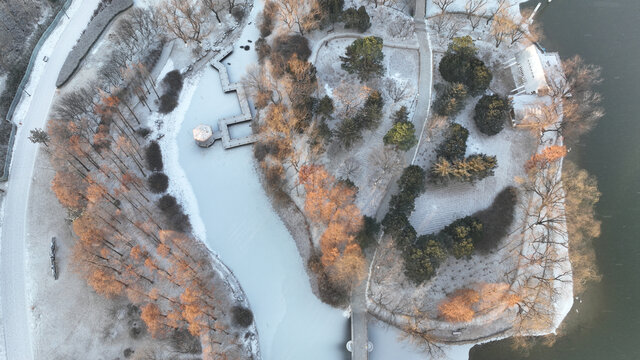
[174,1,469,359]
[179,68,350,359]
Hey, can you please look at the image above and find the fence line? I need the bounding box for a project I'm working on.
[0,0,74,181]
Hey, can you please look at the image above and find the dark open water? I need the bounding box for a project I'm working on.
[471,0,640,359]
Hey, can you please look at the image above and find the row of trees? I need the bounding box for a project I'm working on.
[42,5,253,358]
[299,165,366,305]
[429,123,498,183]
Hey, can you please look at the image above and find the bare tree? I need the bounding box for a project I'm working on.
[432,0,455,14]
[202,0,227,23]
[369,147,402,186]
[464,0,487,30]
[547,56,604,139]
[339,157,361,179]
[486,0,509,25]
[274,0,321,35]
[159,0,213,45]
[382,78,410,102]
[490,8,510,48]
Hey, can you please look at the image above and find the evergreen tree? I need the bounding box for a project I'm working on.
[383,121,417,151]
[391,106,409,123]
[434,82,468,117]
[340,36,385,81]
[342,6,370,32]
[473,94,511,135]
[28,128,49,147]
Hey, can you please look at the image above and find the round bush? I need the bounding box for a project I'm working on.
[148,172,169,193]
[232,306,254,328]
[473,95,511,135]
[145,141,163,171]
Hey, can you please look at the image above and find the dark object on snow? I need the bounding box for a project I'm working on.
[232,306,254,328]
[158,70,183,114]
[145,141,163,171]
[148,172,169,193]
[50,237,58,280]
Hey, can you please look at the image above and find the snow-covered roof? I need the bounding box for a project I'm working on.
[193,124,213,141]
[514,45,549,94]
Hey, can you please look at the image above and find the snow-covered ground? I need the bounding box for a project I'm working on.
[314,38,420,216]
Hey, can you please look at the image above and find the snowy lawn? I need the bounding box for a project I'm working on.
[313,38,420,217]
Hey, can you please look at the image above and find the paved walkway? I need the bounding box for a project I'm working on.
[350,277,370,360]
[0,1,102,359]
[409,0,434,165]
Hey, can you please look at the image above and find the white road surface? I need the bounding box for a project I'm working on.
[0,0,101,358]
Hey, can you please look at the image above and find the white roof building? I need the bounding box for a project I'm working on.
[193,124,215,147]
[504,45,563,125]
[505,45,562,96]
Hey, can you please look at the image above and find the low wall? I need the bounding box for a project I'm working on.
[55,0,133,88]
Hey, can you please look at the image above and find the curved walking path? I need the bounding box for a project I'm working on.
[327,2,433,358]
[0,0,101,359]
[311,31,419,64]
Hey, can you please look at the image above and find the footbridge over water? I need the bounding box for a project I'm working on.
[347,279,373,360]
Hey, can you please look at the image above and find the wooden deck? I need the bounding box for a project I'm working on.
[209,47,258,150]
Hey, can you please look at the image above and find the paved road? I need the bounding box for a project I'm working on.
[0,1,100,359]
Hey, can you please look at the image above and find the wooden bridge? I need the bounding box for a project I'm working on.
[208,47,259,149]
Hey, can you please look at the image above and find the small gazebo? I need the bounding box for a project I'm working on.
[193,124,215,147]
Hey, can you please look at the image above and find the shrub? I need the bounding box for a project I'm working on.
[356,90,384,129]
[157,194,192,232]
[231,306,254,328]
[259,1,277,37]
[434,82,468,117]
[159,70,183,114]
[391,106,409,123]
[403,235,447,283]
[430,154,497,183]
[342,6,370,32]
[472,186,518,252]
[158,94,178,113]
[473,94,511,135]
[145,141,163,171]
[135,127,151,138]
[335,117,362,149]
[436,123,468,161]
[438,37,492,95]
[255,37,271,63]
[319,0,345,25]
[273,34,311,62]
[398,165,426,197]
[384,121,417,151]
[316,95,334,118]
[442,216,483,259]
[316,271,349,307]
[340,36,384,81]
[355,215,380,249]
[381,210,411,238]
[148,172,169,193]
